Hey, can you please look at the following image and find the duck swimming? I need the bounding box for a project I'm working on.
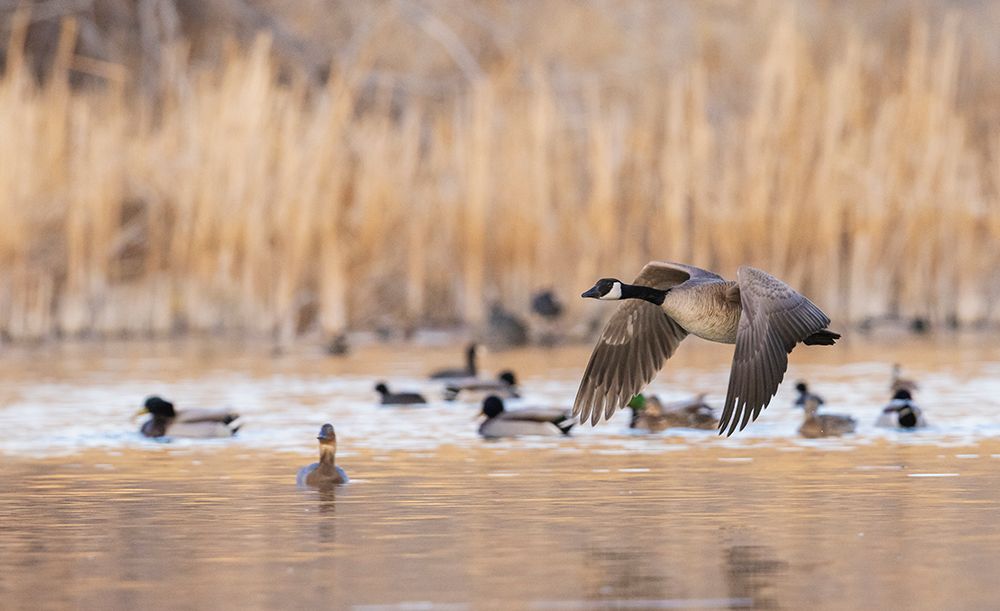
[793,381,825,409]
[876,389,927,429]
[429,343,481,380]
[478,396,574,439]
[136,396,242,439]
[297,424,348,487]
[627,393,717,432]
[798,396,857,438]
[444,371,519,401]
[575,262,840,436]
[374,382,427,405]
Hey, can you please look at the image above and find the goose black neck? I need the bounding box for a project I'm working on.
[622,283,666,305]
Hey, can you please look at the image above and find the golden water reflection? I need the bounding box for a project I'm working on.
[2,442,999,609]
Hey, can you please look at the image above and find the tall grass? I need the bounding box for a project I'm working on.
[0,6,998,341]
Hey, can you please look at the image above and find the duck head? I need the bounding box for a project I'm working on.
[374,382,389,395]
[795,381,808,394]
[317,423,337,445]
[582,278,624,300]
[498,371,517,386]
[626,394,646,427]
[480,396,505,419]
[136,396,176,420]
[892,389,913,402]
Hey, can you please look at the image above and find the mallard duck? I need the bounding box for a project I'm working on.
[297,424,348,487]
[575,262,840,436]
[627,393,717,431]
[444,371,519,401]
[798,396,856,438]
[135,396,242,439]
[793,381,825,409]
[374,382,427,405]
[429,343,481,380]
[478,396,574,439]
[876,389,927,429]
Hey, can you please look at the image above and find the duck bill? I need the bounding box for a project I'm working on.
[131,408,149,422]
[581,286,601,299]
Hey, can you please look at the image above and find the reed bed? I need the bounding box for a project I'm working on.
[0,3,998,341]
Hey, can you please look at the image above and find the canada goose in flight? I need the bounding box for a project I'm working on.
[575,262,840,436]
[374,382,427,405]
[798,396,856,438]
[627,393,717,432]
[297,424,348,487]
[890,363,918,394]
[135,396,242,439]
[793,381,825,409]
[444,371,519,401]
[876,389,927,429]
[429,343,481,380]
[478,396,575,439]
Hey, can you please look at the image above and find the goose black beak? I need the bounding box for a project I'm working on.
[581,286,601,299]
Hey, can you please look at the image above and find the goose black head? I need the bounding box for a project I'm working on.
[481,396,505,419]
[498,371,517,386]
[374,382,389,395]
[142,396,176,419]
[582,278,624,300]
[892,389,913,401]
[317,423,337,444]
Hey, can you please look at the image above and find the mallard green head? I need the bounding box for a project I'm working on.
[137,396,175,420]
[481,396,505,419]
[627,394,647,411]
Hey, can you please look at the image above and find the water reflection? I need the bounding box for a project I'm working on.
[2,444,1000,608]
[723,545,787,609]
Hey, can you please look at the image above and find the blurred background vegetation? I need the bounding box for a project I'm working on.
[1,0,999,343]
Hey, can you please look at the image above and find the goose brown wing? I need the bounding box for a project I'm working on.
[573,262,695,426]
[719,266,833,436]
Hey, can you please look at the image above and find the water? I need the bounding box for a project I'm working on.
[1,336,1000,609]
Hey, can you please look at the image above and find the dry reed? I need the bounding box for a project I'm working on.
[0,4,998,342]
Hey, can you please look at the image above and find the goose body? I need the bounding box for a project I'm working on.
[478,396,574,439]
[876,389,927,429]
[374,382,427,405]
[137,396,241,439]
[798,396,856,438]
[429,343,480,380]
[576,262,840,436]
[628,394,717,432]
[297,424,348,487]
[444,371,519,401]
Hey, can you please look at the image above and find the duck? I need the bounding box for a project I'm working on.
[575,262,840,436]
[429,343,481,380]
[876,389,927,429]
[793,381,825,409]
[444,371,519,401]
[798,396,857,438]
[478,396,575,439]
[486,303,529,347]
[890,363,919,394]
[627,393,717,432]
[297,423,348,487]
[135,396,242,439]
[374,382,427,405]
[325,332,349,356]
[531,290,564,320]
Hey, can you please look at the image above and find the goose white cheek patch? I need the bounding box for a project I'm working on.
[600,282,623,300]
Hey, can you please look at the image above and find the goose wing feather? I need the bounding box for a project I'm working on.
[573,262,700,425]
[719,266,832,436]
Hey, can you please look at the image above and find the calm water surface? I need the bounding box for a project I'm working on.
[1,337,999,609]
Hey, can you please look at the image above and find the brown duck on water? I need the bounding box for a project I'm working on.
[575,262,841,436]
[627,393,717,432]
